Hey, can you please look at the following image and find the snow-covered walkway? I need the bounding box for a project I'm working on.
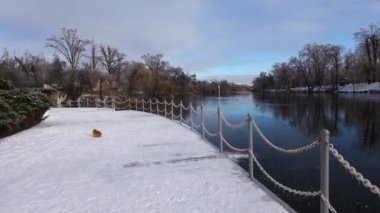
[0,108,290,213]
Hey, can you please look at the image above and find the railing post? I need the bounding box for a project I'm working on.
[247,114,254,180]
[164,100,167,117]
[320,129,330,213]
[69,100,72,108]
[112,98,115,111]
[217,107,223,152]
[180,100,183,124]
[128,99,131,110]
[78,99,81,108]
[201,104,205,139]
[171,100,174,120]
[135,98,138,111]
[142,99,145,112]
[86,98,89,107]
[149,99,152,113]
[156,99,159,115]
[190,102,193,131]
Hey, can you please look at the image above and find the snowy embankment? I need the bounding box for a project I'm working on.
[0,108,289,213]
[339,82,380,93]
[290,82,380,93]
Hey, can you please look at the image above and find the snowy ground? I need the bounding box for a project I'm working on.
[339,82,380,93]
[287,82,380,93]
[0,108,289,213]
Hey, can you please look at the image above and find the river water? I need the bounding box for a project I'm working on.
[179,93,380,213]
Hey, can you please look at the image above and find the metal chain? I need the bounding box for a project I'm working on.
[203,108,218,117]
[173,114,180,119]
[220,113,247,129]
[252,119,319,154]
[104,99,113,103]
[203,127,219,137]
[172,102,181,108]
[157,101,165,105]
[181,116,191,123]
[191,120,202,128]
[221,135,249,152]
[320,193,338,213]
[181,103,190,110]
[190,105,201,114]
[157,108,166,113]
[114,100,129,104]
[150,99,157,104]
[252,153,321,196]
[329,144,380,197]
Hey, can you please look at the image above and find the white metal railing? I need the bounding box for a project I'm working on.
[62,97,380,212]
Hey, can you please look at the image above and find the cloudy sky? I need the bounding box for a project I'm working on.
[0,0,379,83]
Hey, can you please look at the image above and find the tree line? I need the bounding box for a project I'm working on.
[253,23,380,92]
[0,28,240,101]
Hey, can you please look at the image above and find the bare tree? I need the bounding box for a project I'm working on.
[271,62,291,91]
[99,45,127,96]
[81,40,101,95]
[289,55,313,91]
[300,43,332,89]
[99,45,126,74]
[354,23,380,82]
[141,54,168,97]
[14,52,48,87]
[89,40,100,72]
[328,45,343,91]
[46,28,90,70]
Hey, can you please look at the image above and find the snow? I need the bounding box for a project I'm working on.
[339,82,380,93]
[278,82,380,93]
[0,108,289,213]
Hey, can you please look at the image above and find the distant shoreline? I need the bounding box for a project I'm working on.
[256,82,380,94]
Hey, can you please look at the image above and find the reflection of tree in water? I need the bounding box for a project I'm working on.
[252,93,380,149]
[340,95,380,150]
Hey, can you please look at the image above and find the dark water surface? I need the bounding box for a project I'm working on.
[180,93,380,213]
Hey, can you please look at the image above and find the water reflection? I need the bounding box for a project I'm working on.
[182,93,380,212]
[253,93,380,151]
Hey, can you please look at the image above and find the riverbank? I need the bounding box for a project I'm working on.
[266,82,380,93]
[0,108,290,212]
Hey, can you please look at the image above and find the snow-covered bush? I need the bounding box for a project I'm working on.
[0,90,50,136]
[0,98,21,131]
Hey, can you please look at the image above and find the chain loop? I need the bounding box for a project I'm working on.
[181,103,190,110]
[191,120,202,128]
[221,135,249,152]
[172,102,181,108]
[252,119,319,154]
[181,116,191,123]
[329,144,380,197]
[191,105,201,114]
[203,127,219,137]
[220,113,247,129]
[203,108,218,117]
[252,153,321,196]
[320,193,338,213]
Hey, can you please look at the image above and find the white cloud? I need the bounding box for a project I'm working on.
[0,0,202,59]
[0,0,378,83]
